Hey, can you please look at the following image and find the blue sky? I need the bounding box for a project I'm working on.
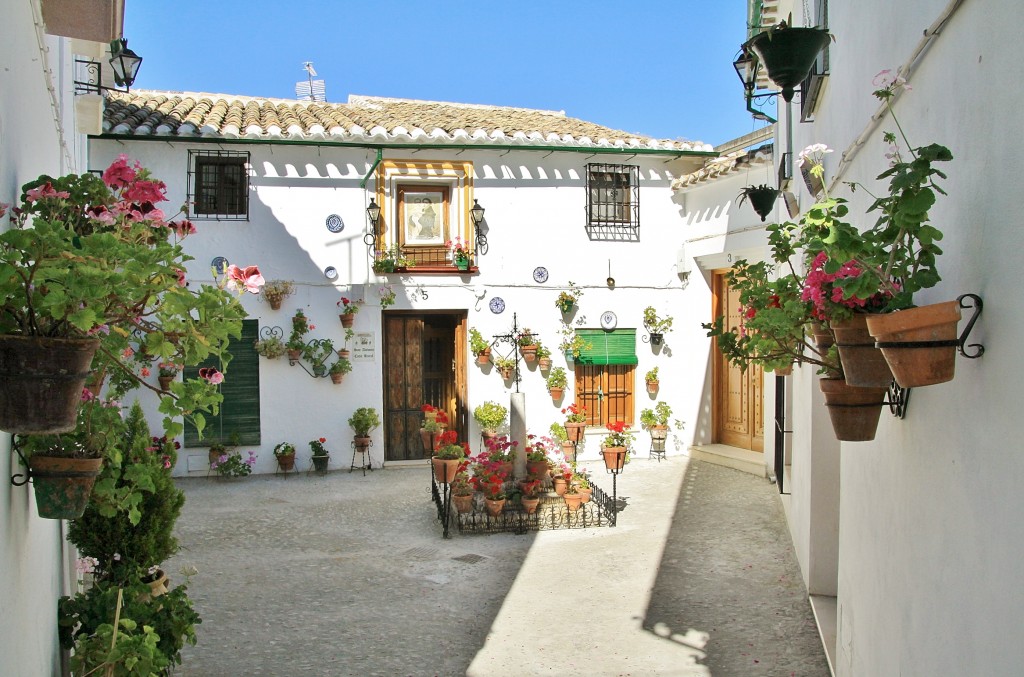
[125,1,764,148]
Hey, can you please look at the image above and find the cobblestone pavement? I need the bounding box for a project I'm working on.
[167,457,829,676]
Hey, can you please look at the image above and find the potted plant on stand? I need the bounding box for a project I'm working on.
[274,442,297,472]
[473,400,508,439]
[546,367,568,400]
[451,466,475,514]
[254,333,286,359]
[640,401,679,448]
[517,328,539,363]
[210,449,256,479]
[348,407,380,453]
[260,279,295,310]
[494,355,516,380]
[309,437,330,473]
[642,307,673,346]
[432,430,468,484]
[561,403,587,444]
[601,421,635,472]
[469,327,491,365]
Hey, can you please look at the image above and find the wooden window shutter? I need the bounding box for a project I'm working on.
[184,319,261,447]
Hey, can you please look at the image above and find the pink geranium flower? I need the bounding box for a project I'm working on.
[198,367,224,385]
[122,179,168,205]
[226,264,265,294]
[102,154,139,188]
[25,182,71,203]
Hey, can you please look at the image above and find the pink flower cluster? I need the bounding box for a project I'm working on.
[801,252,889,320]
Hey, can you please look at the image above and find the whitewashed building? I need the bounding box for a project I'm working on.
[693,0,1024,674]
[90,91,719,475]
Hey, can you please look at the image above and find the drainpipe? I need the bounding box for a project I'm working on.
[359,147,383,189]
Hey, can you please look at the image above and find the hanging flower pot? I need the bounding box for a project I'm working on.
[520,344,538,362]
[818,378,887,442]
[27,455,104,519]
[747,26,831,102]
[564,422,586,444]
[865,301,962,388]
[549,386,564,400]
[339,314,355,328]
[0,336,100,434]
[832,314,894,388]
[602,446,627,472]
[649,333,664,346]
[646,379,659,394]
[476,348,491,366]
[738,185,780,222]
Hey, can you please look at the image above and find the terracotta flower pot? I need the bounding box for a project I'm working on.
[453,493,475,514]
[269,297,283,310]
[476,349,491,365]
[0,336,100,434]
[579,487,592,504]
[27,455,103,519]
[330,372,344,384]
[354,435,371,452]
[527,460,549,478]
[563,492,584,512]
[602,446,627,472]
[818,378,887,442]
[649,425,669,442]
[431,456,461,484]
[811,322,835,352]
[520,345,538,362]
[340,313,355,328]
[286,349,302,362]
[158,375,175,390]
[646,380,659,394]
[276,452,296,471]
[564,422,586,443]
[549,387,564,400]
[484,498,505,517]
[832,314,894,388]
[865,301,961,388]
[552,477,568,496]
[521,496,541,515]
[538,357,552,370]
[560,441,576,460]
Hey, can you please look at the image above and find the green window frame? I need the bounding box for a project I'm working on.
[184,319,261,447]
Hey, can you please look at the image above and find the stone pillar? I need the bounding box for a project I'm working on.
[510,392,527,480]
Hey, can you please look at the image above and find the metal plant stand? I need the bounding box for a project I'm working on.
[350,440,373,476]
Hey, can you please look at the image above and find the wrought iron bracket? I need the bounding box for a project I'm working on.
[885,382,911,419]
[490,313,534,392]
[288,337,339,379]
[473,222,489,256]
[874,294,985,359]
[10,436,31,487]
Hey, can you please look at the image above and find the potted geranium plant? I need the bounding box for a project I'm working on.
[517,328,538,362]
[561,403,587,443]
[546,367,568,400]
[157,362,181,391]
[261,279,294,310]
[445,236,472,270]
[555,280,583,314]
[642,307,673,345]
[337,296,360,328]
[644,367,660,394]
[274,442,297,471]
[0,157,256,436]
[431,430,468,484]
[309,437,330,473]
[348,407,380,452]
[473,400,507,438]
[286,310,311,362]
[210,450,256,478]
[601,421,635,471]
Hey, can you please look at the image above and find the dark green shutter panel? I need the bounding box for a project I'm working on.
[184,319,261,447]
[575,329,637,366]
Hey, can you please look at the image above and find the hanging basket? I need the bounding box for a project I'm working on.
[340,314,355,328]
[832,314,894,388]
[276,453,296,472]
[818,378,887,442]
[740,186,780,222]
[28,455,104,520]
[0,336,100,434]
[747,27,831,102]
[865,301,961,388]
[649,333,664,346]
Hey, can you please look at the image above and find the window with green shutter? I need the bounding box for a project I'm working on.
[184,319,261,447]
[572,329,636,427]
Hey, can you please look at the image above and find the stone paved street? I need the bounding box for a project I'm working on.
[166,456,829,676]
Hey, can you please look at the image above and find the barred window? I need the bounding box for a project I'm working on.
[585,163,639,241]
[188,150,249,220]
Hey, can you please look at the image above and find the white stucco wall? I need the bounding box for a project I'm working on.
[0,2,96,674]
[775,0,1024,673]
[89,140,709,473]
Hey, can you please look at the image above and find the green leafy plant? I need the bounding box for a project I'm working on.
[642,306,674,335]
[516,328,537,347]
[558,325,592,360]
[348,407,381,436]
[372,243,415,272]
[555,280,583,313]
[211,450,255,477]
[434,429,468,460]
[261,279,295,306]
[548,422,568,443]
[472,400,508,433]
[287,310,311,351]
[640,401,681,430]
[644,367,660,383]
[329,356,353,376]
[546,366,568,390]
[469,327,490,354]
[494,355,515,372]
[309,437,329,457]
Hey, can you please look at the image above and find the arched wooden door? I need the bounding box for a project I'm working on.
[712,271,764,452]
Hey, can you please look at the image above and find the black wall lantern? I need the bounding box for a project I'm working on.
[362,198,381,252]
[470,198,488,254]
[744,24,831,103]
[108,38,143,90]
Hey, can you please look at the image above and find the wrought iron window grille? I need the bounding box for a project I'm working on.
[585,163,640,242]
[187,150,250,221]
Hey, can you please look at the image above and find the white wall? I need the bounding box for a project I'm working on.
[89,140,707,471]
[778,0,1024,673]
[0,1,93,674]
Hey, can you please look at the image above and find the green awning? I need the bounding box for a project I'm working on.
[574,329,637,365]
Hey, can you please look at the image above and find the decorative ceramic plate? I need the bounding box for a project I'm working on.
[325,214,344,233]
[600,310,618,330]
[324,266,338,280]
[211,256,229,274]
[532,266,549,283]
[489,297,506,314]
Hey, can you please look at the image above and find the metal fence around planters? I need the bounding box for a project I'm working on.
[430,476,617,536]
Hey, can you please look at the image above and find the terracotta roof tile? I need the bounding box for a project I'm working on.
[101,90,712,153]
[671,144,773,191]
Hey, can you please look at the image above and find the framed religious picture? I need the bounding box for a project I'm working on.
[398,185,448,246]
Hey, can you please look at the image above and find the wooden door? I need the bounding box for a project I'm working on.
[713,271,764,452]
[383,313,466,461]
